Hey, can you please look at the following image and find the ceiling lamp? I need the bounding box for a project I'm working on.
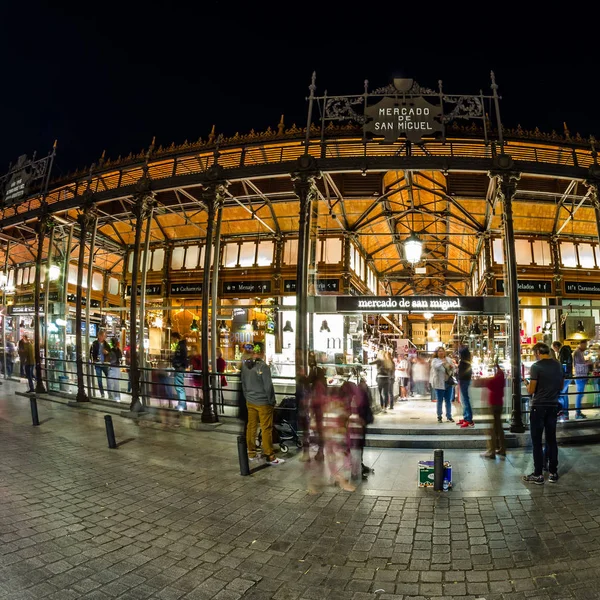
[283,320,294,332]
[577,320,585,333]
[190,317,199,331]
[423,312,434,321]
[404,233,423,264]
[48,265,61,281]
[320,320,330,333]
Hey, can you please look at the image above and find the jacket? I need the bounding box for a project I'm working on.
[558,345,573,377]
[241,358,276,406]
[90,339,111,363]
[483,369,505,406]
[172,340,188,371]
[458,359,472,382]
[24,341,35,366]
[430,357,455,390]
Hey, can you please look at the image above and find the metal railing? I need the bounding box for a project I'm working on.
[520,374,600,426]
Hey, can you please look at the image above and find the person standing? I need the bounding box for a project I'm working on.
[90,329,111,398]
[523,342,563,484]
[18,334,26,377]
[171,332,189,411]
[552,341,572,419]
[457,347,474,427]
[242,342,283,465]
[190,352,203,407]
[5,337,15,379]
[22,334,35,393]
[370,350,393,413]
[396,353,409,401]
[107,337,122,401]
[431,347,455,423]
[573,340,591,419]
[216,347,228,412]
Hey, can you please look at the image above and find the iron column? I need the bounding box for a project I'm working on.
[128,171,155,412]
[292,155,320,382]
[491,154,523,433]
[75,200,96,402]
[200,164,226,423]
[33,215,54,393]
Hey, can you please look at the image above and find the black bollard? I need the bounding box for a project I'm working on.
[104,415,117,449]
[237,435,250,476]
[433,449,444,491]
[30,397,40,426]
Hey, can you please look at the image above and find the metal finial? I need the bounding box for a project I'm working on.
[490,70,497,88]
[309,71,317,94]
[364,79,369,94]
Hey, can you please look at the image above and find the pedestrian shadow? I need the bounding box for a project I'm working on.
[38,418,54,425]
[116,437,136,448]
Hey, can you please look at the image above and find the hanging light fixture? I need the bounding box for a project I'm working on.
[283,320,294,332]
[165,316,172,330]
[404,233,423,264]
[423,312,434,321]
[48,265,61,281]
[320,320,330,333]
[577,320,585,333]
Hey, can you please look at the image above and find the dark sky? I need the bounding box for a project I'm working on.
[2,2,599,178]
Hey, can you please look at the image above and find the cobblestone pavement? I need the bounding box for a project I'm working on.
[1,384,600,600]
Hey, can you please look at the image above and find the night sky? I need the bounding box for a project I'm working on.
[2,2,599,178]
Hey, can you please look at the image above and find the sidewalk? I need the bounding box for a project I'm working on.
[2,379,600,599]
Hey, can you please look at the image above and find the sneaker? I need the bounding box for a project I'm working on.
[522,473,544,485]
[437,417,442,423]
[576,412,587,420]
[460,421,473,428]
[457,419,465,425]
[548,473,559,483]
[446,418,454,423]
[267,458,285,466]
[481,451,496,459]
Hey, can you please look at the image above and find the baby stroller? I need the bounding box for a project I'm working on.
[257,396,303,454]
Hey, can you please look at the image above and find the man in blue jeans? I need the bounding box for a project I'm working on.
[171,332,188,411]
[90,329,110,398]
[523,342,563,485]
[573,340,591,420]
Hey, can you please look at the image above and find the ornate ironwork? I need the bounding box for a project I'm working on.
[443,95,484,122]
[324,97,365,123]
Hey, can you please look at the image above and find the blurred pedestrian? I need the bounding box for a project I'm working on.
[323,386,354,491]
[344,377,374,480]
[396,353,409,401]
[23,334,35,393]
[18,334,26,377]
[371,350,394,413]
[5,336,15,379]
[171,332,189,411]
[216,347,227,412]
[477,362,506,459]
[573,340,591,419]
[457,347,474,427]
[190,352,203,406]
[553,341,572,419]
[107,337,122,401]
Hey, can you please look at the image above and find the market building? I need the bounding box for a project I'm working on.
[1,73,600,434]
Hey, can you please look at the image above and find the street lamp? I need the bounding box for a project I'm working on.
[404,233,423,264]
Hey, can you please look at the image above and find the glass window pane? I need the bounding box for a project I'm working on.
[323,238,342,264]
[283,239,298,265]
[92,272,103,291]
[171,247,185,270]
[185,246,199,269]
[68,264,77,285]
[223,243,239,268]
[128,252,134,274]
[532,240,551,266]
[16,269,23,286]
[82,268,88,288]
[108,277,119,295]
[561,242,577,267]
[29,266,36,284]
[595,246,600,268]
[257,241,274,266]
[140,249,151,271]
[492,239,504,264]
[579,243,595,268]
[7,269,14,287]
[239,242,256,267]
[349,246,355,271]
[152,248,164,271]
[515,239,532,265]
